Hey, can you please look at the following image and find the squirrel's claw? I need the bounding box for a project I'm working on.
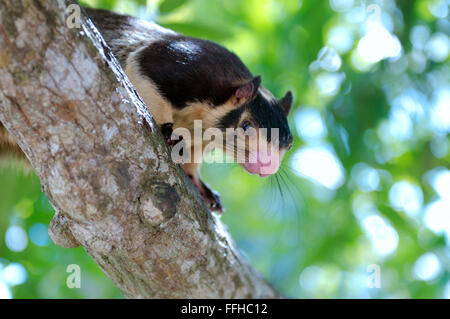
[160,122,174,146]
[189,175,224,214]
[201,182,224,214]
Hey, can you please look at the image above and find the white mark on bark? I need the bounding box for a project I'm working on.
[49,163,69,195]
[45,48,85,100]
[14,18,27,48]
[140,196,165,227]
[72,45,99,89]
[50,137,60,155]
[46,124,76,148]
[102,124,118,142]
[0,70,16,97]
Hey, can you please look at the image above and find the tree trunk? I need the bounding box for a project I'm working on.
[0,0,280,298]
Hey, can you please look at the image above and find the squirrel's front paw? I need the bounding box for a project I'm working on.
[201,181,223,213]
[160,122,174,146]
[188,175,224,213]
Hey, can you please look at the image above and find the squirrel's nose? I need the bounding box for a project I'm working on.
[240,149,281,177]
[257,156,280,176]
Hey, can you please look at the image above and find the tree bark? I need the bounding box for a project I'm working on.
[0,0,280,298]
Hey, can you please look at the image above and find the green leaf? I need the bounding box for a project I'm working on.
[160,22,233,41]
[158,0,188,14]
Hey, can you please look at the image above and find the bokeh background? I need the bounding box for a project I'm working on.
[0,0,449,298]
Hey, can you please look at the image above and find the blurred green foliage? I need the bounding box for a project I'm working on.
[1,0,449,298]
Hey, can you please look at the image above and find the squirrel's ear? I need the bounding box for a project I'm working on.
[279,91,293,115]
[232,76,261,106]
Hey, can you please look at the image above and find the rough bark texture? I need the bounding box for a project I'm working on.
[0,0,280,298]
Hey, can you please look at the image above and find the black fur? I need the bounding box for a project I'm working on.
[85,8,152,65]
[217,106,245,129]
[137,36,252,109]
[247,94,292,148]
[218,93,293,148]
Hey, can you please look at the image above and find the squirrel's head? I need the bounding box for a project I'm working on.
[218,76,293,177]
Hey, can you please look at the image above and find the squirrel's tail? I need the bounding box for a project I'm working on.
[0,123,22,156]
[0,123,29,171]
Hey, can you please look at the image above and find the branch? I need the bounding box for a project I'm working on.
[0,0,280,298]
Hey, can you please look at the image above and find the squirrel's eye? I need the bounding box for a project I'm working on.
[241,121,252,131]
